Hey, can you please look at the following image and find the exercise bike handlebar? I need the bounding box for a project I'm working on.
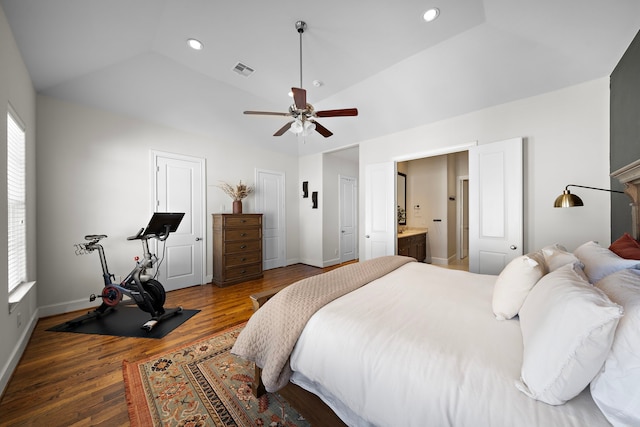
[126,224,173,241]
[127,228,145,241]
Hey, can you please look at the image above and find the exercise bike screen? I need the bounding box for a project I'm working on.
[143,212,185,236]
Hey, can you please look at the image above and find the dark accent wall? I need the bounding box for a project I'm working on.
[610,30,640,240]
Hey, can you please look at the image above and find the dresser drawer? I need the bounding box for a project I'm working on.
[224,228,261,241]
[224,240,262,254]
[223,240,262,254]
[222,215,262,227]
[225,263,262,281]
[225,251,261,267]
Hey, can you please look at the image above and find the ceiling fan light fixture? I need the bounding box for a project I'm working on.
[423,8,440,22]
[304,120,316,133]
[289,119,316,136]
[187,38,203,50]
[289,119,303,134]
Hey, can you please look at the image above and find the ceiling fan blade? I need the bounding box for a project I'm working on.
[313,120,333,138]
[244,110,291,117]
[315,108,359,117]
[274,121,294,136]
[292,87,307,110]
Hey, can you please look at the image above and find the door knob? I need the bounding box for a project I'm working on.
[195,237,202,241]
[510,245,517,250]
[365,235,370,238]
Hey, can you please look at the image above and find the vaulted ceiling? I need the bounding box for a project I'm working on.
[2,0,639,156]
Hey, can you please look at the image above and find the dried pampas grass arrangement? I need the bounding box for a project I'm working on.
[217,180,254,201]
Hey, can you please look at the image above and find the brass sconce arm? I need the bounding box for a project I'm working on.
[554,184,625,208]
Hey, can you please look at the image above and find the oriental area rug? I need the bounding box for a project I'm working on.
[123,323,309,427]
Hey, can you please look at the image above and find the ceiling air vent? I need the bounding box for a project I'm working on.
[232,62,255,77]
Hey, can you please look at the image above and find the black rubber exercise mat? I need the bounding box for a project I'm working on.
[47,306,200,339]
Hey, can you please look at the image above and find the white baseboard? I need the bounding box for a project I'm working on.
[322,257,340,268]
[38,297,100,318]
[0,308,39,396]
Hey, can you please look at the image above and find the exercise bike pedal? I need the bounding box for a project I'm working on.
[89,293,97,302]
[141,319,158,331]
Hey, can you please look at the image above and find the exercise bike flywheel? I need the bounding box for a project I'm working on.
[139,279,166,314]
[101,285,122,307]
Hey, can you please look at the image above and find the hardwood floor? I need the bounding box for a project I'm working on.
[0,263,345,427]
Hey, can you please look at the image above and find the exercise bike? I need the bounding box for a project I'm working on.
[70,212,185,331]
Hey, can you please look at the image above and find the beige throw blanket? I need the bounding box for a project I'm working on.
[231,255,415,392]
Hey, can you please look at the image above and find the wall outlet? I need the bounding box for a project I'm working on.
[334,249,338,255]
[17,312,22,328]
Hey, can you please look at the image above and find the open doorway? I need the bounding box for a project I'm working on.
[397,151,469,270]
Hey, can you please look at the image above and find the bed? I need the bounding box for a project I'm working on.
[232,160,640,427]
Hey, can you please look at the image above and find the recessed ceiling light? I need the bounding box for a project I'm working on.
[187,38,203,50]
[423,8,440,22]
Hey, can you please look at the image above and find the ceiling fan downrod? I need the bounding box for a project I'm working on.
[296,21,306,89]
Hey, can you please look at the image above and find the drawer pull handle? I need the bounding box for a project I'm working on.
[240,233,247,237]
[240,245,247,249]
[241,219,247,223]
[241,258,247,261]
[241,270,247,274]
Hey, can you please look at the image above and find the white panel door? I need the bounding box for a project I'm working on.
[469,138,523,274]
[364,162,395,260]
[154,152,205,291]
[340,175,357,263]
[255,169,286,270]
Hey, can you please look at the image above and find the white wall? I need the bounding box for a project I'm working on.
[0,5,37,396]
[35,95,300,315]
[298,154,323,266]
[359,78,611,257]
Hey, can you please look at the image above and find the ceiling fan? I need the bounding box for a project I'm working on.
[243,21,358,138]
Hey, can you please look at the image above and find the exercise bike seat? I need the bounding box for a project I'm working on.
[85,234,107,241]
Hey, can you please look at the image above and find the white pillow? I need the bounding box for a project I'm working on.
[591,269,640,426]
[517,262,623,405]
[492,253,547,320]
[574,241,640,283]
[541,243,581,271]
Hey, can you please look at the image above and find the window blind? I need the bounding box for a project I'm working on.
[7,110,26,292]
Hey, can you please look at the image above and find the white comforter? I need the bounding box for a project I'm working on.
[289,262,610,427]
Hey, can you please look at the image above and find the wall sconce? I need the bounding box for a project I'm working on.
[553,184,625,208]
[302,181,308,198]
[312,191,318,209]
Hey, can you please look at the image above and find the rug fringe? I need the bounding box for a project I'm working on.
[122,360,155,427]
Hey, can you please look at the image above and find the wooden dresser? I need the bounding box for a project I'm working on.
[212,213,263,287]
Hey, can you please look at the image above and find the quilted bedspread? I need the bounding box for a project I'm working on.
[231,255,415,392]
